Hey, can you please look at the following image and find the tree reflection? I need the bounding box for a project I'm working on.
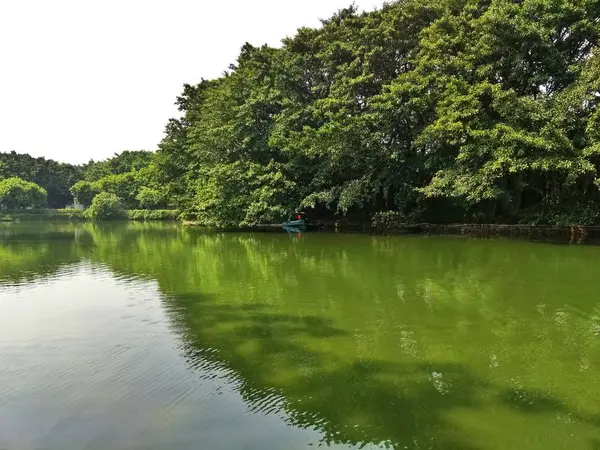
[3,224,600,448]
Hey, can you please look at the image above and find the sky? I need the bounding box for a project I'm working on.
[0,0,382,164]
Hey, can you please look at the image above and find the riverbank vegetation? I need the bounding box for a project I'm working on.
[0,151,173,220]
[0,208,181,222]
[2,0,600,226]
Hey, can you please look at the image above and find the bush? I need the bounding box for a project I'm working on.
[372,211,407,229]
[85,192,125,220]
[55,208,86,220]
[372,209,425,229]
[126,209,180,221]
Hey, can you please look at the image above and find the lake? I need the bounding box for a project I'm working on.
[1,222,600,450]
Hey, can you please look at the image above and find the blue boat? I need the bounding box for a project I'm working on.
[282,212,324,231]
[282,219,306,228]
[282,212,308,230]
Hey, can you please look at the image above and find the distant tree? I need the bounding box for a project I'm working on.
[0,177,47,209]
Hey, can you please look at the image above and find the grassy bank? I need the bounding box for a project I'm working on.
[126,210,180,221]
[0,209,85,222]
[0,209,181,222]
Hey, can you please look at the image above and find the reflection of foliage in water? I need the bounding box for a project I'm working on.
[3,223,600,449]
[0,223,92,285]
[83,227,600,449]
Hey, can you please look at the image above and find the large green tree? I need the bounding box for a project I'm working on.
[153,0,600,226]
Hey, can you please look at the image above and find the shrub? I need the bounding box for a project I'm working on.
[55,208,86,220]
[372,211,406,229]
[85,192,125,220]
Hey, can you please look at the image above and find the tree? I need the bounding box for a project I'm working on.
[0,177,47,209]
[85,192,125,220]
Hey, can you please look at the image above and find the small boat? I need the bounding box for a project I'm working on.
[282,211,324,232]
[282,212,308,230]
[282,219,306,228]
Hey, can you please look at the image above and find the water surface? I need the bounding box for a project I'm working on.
[1,222,600,449]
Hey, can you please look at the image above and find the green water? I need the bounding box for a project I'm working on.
[1,223,600,450]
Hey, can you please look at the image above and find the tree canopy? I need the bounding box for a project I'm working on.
[0,177,47,209]
[3,0,600,225]
[152,0,600,226]
[0,151,81,208]
[1,150,162,211]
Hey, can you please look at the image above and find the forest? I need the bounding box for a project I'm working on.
[2,0,600,225]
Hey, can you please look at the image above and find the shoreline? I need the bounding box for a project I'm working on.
[183,220,600,243]
[0,209,180,222]
[3,213,600,243]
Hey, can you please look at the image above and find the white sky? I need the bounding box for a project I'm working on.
[0,0,382,164]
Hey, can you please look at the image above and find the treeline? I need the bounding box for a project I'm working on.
[71,150,166,210]
[0,150,169,215]
[0,151,82,208]
[154,0,600,226]
[3,0,600,225]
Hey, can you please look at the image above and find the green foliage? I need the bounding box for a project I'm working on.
[126,209,180,221]
[0,208,87,222]
[69,181,98,208]
[85,192,125,220]
[82,151,154,182]
[0,208,178,222]
[135,187,165,210]
[191,161,298,227]
[372,211,410,229]
[56,208,87,220]
[8,0,600,226]
[150,0,600,226]
[105,150,154,175]
[0,151,81,207]
[74,153,164,211]
[91,172,140,209]
[0,177,47,209]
